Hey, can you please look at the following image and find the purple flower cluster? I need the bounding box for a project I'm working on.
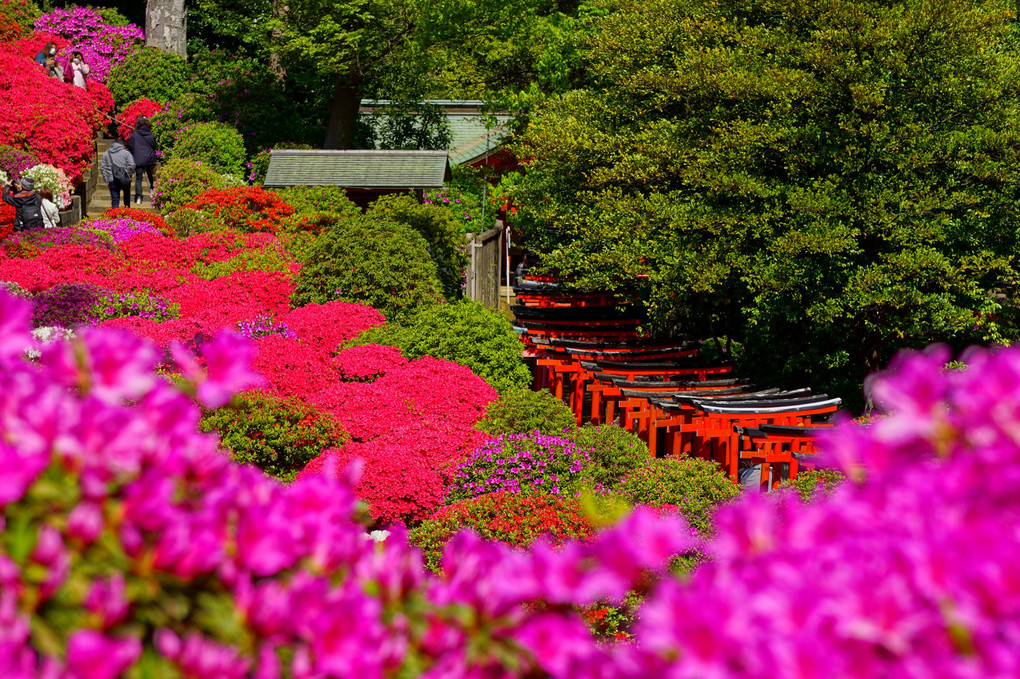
[236,314,297,340]
[31,282,109,328]
[0,146,40,181]
[9,226,114,251]
[450,432,596,500]
[34,7,145,83]
[3,286,1020,678]
[84,217,162,243]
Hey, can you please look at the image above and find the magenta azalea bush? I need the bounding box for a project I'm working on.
[33,6,144,83]
[1,285,1020,678]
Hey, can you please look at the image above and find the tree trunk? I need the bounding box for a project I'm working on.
[269,1,288,83]
[146,0,187,59]
[324,78,362,149]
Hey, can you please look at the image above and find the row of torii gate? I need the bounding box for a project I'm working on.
[510,269,840,490]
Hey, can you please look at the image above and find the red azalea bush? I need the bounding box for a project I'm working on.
[252,334,341,398]
[0,40,105,182]
[409,491,596,571]
[182,187,296,233]
[166,270,293,325]
[299,357,497,522]
[119,98,163,140]
[0,14,21,41]
[283,300,385,353]
[333,344,408,381]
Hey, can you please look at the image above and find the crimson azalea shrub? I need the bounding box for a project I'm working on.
[170,122,247,176]
[106,45,189,107]
[118,98,164,140]
[476,387,578,436]
[152,157,228,215]
[283,300,385,353]
[292,214,445,322]
[200,391,348,483]
[0,43,105,182]
[616,457,739,535]
[448,432,600,502]
[181,187,295,234]
[567,424,650,486]
[368,194,470,300]
[333,344,408,381]
[410,492,595,572]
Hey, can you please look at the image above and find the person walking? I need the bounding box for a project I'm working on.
[38,188,60,229]
[2,177,45,231]
[127,116,158,204]
[100,134,135,209]
[63,51,90,91]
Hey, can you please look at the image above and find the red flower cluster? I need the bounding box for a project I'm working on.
[0,36,106,182]
[333,344,407,381]
[284,301,385,353]
[118,98,163,140]
[2,217,500,527]
[299,357,497,522]
[182,187,295,233]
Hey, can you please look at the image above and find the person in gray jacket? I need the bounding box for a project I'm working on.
[100,134,135,209]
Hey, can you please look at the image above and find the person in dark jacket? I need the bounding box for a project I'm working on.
[127,116,158,205]
[2,177,45,231]
[100,134,135,209]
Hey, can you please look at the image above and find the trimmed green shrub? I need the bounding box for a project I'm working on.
[368,194,469,300]
[409,492,594,572]
[151,94,219,159]
[567,424,650,486]
[476,388,576,436]
[291,214,445,322]
[107,46,189,108]
[171,122,247,176]
[616,457,739,535]
[152,157,227,216]
[275,186,361,218]
[364,300,531,394]
[781,468,846,502]
[200,391,347,483]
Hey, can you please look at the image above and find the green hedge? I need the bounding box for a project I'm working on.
[475,388,576,435]
[107,47,189,108]
[292,214,445,322]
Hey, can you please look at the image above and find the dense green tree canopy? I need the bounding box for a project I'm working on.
[504,0,1020,402]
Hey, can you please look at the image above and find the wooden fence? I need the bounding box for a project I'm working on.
[465,223,503,309]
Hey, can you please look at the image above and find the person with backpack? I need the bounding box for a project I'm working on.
[2,177,45,231]
[127,116,158,204]
[100,134,135,209]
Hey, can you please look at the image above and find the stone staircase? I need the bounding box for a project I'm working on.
[85,136,159,217]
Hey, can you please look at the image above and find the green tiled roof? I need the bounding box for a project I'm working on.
[263,150,451,189]
[359,100,510,166]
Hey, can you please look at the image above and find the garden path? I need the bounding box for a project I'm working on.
[86,137,158,217]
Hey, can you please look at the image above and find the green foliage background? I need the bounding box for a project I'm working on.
[502,0,1020,404]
